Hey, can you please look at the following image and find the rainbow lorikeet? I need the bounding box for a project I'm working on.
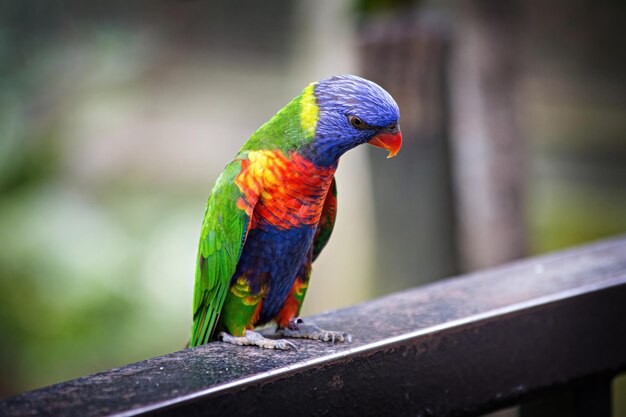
[190,74,401,350]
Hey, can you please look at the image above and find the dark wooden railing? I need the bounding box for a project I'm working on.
[2,236,626,417]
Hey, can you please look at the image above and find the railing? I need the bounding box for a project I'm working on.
[2,236,626,417]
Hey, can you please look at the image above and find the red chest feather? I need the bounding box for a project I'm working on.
[235,151,335,230]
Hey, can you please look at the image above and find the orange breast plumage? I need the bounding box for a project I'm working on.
[234,150,336,231]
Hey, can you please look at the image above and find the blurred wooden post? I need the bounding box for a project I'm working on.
[358,11,459,293]
[449,1,527,270]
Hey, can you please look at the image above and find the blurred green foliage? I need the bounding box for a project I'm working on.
[354,0,419,15]
[0,4,195,396]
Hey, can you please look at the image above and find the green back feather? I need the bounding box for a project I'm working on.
[312,178,337,261]
[242,84,317,153]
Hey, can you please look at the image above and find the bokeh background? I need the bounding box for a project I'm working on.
[0,0,624,411]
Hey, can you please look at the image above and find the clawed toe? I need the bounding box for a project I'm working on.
[274,339,298,351]
[219,330,298,351]
[318,330,352,344]
[279,318,352,344]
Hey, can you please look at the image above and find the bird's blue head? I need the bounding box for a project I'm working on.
[299,74,402,167]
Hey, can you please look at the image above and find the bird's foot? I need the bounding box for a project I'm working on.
[218,330,297,351]
[278,318,352,343]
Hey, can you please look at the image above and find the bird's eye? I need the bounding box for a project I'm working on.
[387,122,398,131]
[348,115,366,129]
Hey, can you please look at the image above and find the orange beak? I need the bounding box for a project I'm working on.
[368,129,402,158]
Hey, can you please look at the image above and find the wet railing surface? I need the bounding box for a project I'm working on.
[2,236,626,417]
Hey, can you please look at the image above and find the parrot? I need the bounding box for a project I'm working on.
[190,74,401,350]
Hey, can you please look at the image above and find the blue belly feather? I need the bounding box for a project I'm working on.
[232,225,315,325]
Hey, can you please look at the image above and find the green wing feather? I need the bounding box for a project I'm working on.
[312,177,337,261]
[190,158,255,347]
